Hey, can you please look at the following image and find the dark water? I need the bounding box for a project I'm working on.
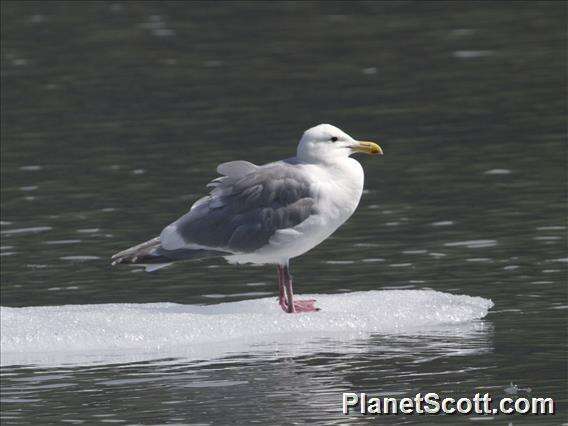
[1,1,566,424]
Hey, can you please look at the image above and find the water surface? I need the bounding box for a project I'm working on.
[1,1,566,424]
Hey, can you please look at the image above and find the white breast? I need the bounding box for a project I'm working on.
[227,158,365,265]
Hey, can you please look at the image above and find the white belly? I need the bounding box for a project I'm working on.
[227,158,365,265]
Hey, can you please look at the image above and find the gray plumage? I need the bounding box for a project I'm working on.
[111,159,317,266]
[162,159,316,253]
[110,236,225,265]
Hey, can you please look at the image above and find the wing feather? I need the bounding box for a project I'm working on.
[160,160,316,253]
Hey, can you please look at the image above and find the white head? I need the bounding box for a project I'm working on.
[296,124,382,163]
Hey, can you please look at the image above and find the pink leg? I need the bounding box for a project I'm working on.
[277,263,319,313]
[277,265,288,312]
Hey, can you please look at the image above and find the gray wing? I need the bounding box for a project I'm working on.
[160,159,316,253]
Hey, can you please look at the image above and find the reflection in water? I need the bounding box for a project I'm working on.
[1,324,493,424]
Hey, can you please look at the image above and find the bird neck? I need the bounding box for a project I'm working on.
[296,150,352,166]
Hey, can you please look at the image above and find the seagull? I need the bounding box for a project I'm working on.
[111,124,383,313]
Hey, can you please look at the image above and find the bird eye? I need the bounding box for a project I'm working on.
[330,137,338,142]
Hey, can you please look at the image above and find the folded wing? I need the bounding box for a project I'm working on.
[160,159,317,254]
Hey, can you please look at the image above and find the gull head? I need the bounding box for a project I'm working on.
[296,124,382,163]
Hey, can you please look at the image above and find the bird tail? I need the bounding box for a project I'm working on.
[111,237,163,265]
[111,237,226,270]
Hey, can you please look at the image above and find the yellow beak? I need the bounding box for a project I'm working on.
[352,141,383,155]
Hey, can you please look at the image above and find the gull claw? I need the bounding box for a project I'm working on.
[279,298,319,313]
